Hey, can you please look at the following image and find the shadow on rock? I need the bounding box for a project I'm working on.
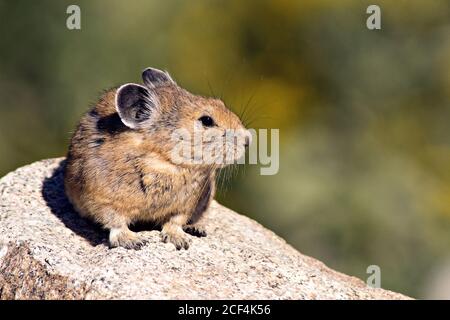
[41,160,107,246]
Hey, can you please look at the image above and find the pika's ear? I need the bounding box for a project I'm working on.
[142,67,175,88]
[115,83,158,129]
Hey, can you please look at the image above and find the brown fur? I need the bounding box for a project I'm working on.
[64,70,249,250]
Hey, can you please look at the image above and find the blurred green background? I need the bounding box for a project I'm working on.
[1,0,450,298]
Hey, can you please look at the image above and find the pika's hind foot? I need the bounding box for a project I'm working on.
[109,228,148,250]
[183,224,207,237]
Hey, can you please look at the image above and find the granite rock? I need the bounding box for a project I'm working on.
[0,158,410,299]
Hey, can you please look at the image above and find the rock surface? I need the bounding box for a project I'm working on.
[0,158,409,299]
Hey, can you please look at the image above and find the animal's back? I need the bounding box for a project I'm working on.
[65,88,147,221]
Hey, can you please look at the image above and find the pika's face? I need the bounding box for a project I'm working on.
[115,67,251,168]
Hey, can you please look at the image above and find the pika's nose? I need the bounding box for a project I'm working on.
[244,131,252,148]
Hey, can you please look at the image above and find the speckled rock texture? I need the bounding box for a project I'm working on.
[0,158,410,300]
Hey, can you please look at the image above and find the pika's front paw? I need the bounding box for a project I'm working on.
[161,230,191,250]
[183,224,207,237]
[109,229,148,250]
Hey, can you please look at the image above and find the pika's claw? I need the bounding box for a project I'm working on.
[161,230,191,250]
[109,229,148,250]
[183,225,207,237]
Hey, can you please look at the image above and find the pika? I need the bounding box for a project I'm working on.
[64,67,251,250]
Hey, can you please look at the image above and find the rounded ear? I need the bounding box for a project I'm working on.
[115,83,158,129]
[142,67,175,88]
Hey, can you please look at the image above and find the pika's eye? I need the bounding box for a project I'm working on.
[199,115,215,127]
